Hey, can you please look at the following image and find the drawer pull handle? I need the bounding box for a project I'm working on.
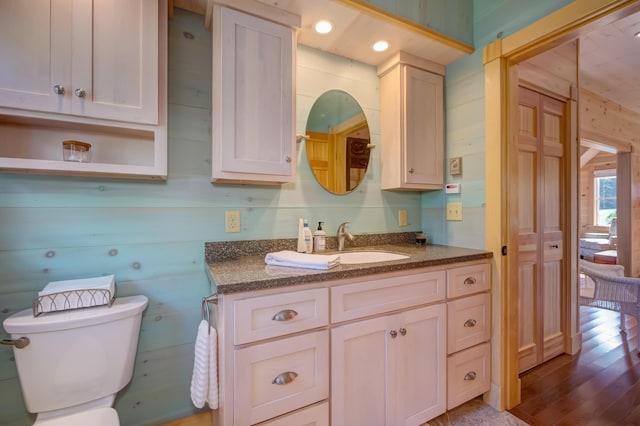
[399,327,407,336]
[464,277,477,285]
[272,371,298,385]
[464,371,477,381]
[389,330,398,338]
[272,309,298,321]
[464,319,477,328]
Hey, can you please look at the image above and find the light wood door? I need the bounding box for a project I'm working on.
[331,304,446,426]
[516,86,566,373]
[0,0,159,124]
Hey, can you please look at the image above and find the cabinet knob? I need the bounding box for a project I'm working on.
[464,371,477,381]
[463,276,477,285]
[399,327,407,336]
[272,371,298,385]
[389,330,398,338]
[550,244,559,249]
[408,167,415,174]
[463,319,477,328]
[285,156,292,163]
[74,88,86,98]
[272,309,298,322]
[52,85,65,95]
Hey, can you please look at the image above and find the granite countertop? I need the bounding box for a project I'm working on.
[206,235,492,294]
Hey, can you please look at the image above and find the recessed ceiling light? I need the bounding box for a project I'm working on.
[372,40,390,52]
[314,20,333,34]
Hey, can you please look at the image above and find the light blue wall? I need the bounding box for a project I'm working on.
[422,0,572,249]
[0,10,420,426]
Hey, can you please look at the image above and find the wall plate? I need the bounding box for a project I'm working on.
[449,157,462,176]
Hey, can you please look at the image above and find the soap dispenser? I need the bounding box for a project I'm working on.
[314,222,326,251]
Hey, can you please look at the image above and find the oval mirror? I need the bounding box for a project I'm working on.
[305,90,371,194]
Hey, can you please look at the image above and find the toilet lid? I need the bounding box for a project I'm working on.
[35,407,119,426]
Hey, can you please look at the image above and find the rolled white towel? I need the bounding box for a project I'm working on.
[265,250,340,270]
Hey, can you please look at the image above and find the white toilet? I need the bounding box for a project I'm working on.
[3,295,148,425]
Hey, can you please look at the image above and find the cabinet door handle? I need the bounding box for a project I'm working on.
[408,167,415,173]
[74,88,86,98]
[463,276,477,285]
[52,85,65,95]
[272,371,298,385]
[272,309,298,321]
[399,327,407,336]
[464,319,477,328]
[285,156,292,163]
[464,371,477,381]
[389,330,398,338]
[550,244,559,249]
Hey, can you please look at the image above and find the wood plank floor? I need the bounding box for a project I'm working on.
[509,306,640,426]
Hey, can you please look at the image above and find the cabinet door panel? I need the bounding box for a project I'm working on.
[331,315,389,426]
[396,304,447,425]
[213,5,295,182]
[74,0,158,124]
[0,0,71,112]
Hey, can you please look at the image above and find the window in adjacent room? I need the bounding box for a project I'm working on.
[594,169,616,226]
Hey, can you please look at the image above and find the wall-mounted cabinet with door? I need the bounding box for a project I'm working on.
[0,0,167,179]
[378,52,445,191]
[211,2,299,184]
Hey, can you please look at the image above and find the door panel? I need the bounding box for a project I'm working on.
[516,86,566,373]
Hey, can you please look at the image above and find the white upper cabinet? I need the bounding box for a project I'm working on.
[378,52,445,191]
[0,0,159,125]
[212,4,298,184]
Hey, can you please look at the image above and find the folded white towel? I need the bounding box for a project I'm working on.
[36,275,115,313]
[265,250,340,270]
[190,320,218,410]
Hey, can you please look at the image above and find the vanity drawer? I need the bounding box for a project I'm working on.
[447,292,490,354]
[447,342,490,410]
[234,330,329,425]
[331,270,446,323]
[234,288,329,345]
[447,263,490,299]
[256,401,329,426]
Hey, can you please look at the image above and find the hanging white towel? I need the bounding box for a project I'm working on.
[265,250,340,270]
[190,320,218,409]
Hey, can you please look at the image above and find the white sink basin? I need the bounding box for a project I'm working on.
[337,251,409,264]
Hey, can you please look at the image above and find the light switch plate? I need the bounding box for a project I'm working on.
[399,209,408,227]
[446,203,463,221]
[225,210,241,232]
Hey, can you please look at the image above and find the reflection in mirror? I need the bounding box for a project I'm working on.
[305,90,371,194]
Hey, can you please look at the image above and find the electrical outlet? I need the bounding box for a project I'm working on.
[446,203,463,221]
[399,209,408,227]
[225,210,241,233]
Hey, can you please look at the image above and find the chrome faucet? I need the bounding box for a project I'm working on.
[337,221,354,251]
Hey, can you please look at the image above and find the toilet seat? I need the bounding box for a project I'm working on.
[34,407,119,426]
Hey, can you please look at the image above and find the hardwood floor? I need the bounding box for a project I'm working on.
[509,306,640,425]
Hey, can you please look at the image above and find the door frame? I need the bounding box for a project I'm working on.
[483,0,640,411]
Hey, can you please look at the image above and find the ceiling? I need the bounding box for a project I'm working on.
[578,10,640,114]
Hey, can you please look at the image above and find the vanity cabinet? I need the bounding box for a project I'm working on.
[212,4,297,184]
[0,0,167,179]
[214,259,490,425]
[378,52,444,191]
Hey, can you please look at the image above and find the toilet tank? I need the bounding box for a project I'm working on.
[3,295,148,414]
